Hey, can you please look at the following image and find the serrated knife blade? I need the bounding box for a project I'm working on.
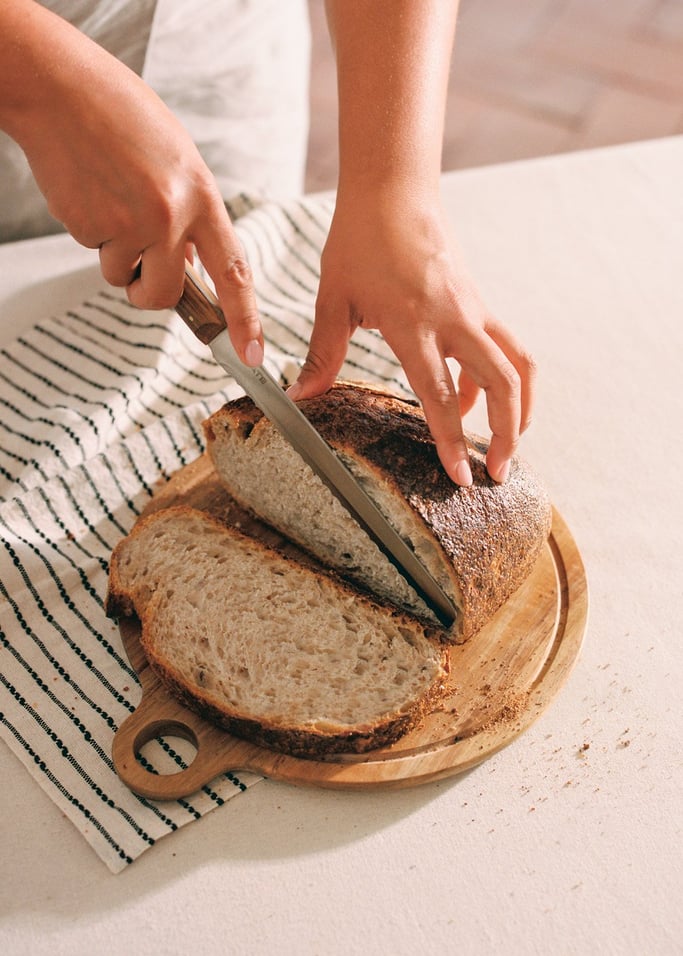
[175,264,456,628]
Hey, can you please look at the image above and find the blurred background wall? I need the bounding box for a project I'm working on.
[305,0,683,192]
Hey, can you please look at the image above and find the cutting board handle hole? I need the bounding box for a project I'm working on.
[134,720,200,777]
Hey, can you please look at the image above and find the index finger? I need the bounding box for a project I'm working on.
[193,203,263,367]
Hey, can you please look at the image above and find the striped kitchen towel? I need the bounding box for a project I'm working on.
[0,194,412,872]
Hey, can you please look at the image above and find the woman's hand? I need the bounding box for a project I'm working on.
[289,192,536,486]
[289,0,536,485]
[0,0,263,365]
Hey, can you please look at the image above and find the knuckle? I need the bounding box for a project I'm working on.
[149,197,177,234]
[496,359,522,397]
[423,374,459,411]
[221,256,253,291]
[519,349,538,381]
[60,214,99,249]
[300,349,328,377]
[298,342,343,390]
[101,265,126,288]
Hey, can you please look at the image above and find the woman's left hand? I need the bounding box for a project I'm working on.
[288,192,536,487]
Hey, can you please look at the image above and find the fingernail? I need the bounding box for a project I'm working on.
[491,459,511,484]
[453,459,473,487]
[244,339,263,367]
[286,381,303,401]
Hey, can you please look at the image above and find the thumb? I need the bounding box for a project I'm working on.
[287,303,350,401]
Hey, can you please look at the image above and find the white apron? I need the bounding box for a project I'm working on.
[0,0,311,242]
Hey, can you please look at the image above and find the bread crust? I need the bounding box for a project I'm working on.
[138,630,447,759]
[204,381,553,642]
[107,506,449,759]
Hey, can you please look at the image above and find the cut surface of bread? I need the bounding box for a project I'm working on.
[204,381,553,643]
[106,507,448,758]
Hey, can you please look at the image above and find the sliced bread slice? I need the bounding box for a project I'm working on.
[106,506,448,758]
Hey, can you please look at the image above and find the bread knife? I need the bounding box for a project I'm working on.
[175,264,457,627]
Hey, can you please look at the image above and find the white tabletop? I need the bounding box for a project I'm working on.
[1,138,681,955]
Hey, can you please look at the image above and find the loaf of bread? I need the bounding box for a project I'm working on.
[204,381,553,643]
[106,506,448,758]
[108,380,551,759]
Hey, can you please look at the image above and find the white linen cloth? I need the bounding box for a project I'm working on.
[0,194,413,872]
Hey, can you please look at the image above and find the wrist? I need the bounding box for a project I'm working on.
[328,187,455,280]
[336,158,443,208]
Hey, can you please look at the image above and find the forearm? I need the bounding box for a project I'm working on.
[0,0,93,146]
[325,0,459,200]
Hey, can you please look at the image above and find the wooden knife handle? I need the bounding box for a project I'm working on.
[176,264,226,345]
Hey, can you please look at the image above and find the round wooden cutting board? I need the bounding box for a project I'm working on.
[112,454,588,800]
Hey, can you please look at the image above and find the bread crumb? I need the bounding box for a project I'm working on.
[480,688,529,731]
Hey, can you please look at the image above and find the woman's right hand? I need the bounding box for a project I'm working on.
[0,0,264,366]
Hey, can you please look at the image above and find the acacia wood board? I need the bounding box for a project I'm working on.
[112,454,588,800]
